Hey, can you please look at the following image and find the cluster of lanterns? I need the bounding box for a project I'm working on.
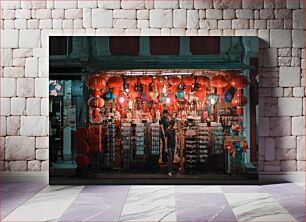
[86,72,250,117]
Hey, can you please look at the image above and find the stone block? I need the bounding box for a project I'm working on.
[21,0,46,9]
[27,19,38,29]
[15,9,30,19]
[98,0,120,9]
[260,9,274,19]
[278,98,302,116]
[28,160,41,171]
[274,9,292,19]
[82,8,91,28]
[41,160,49,171]
[16,78,34,97]
[283,87,293,97]
[39,19,52,29]
[278,48,291,57]
[173,9,187,28]
[137,20,149,28]
[1,117,6,137]
[297,161,306,171]
[271,87,283,97]
[281,160,297,171]
[13,58,25,67]
[265,137,275,160]
[41,98,49,116]
[20,116,48,136]
[292,116,305,136]
[3,67,24,78]
[1,78,16,98]
[52,9,64,19]
[65,9,82,19]
[287,0,300,9]
[275,136,297,149]
[36,137,48,149]
[4,19,15,29]
[187,10,199,29]
[15,19,28,29]
[200,20,218,29]
[292,30,305,48]
[258,117,269,136]
[270,117,291,136]
[0,137,4,159]
[114,19,137,28]
[78,0,97,8]
[293,9,305,30]
[54,1,77,9]
[5,136,35,160]
[291,57,300,67]
[267,19,284,29]
[1,49,12,67]
[242,0,263,9]
[26,98,41,116]
[263,48,277,67]
[297,136,305,161]
[140,28,161,36]
[36,149,48,161]
[218,20,232,29]
[2,9,16,19]
[0,98,10,116]
[276,148,296,160]
[113,9,136,19]
[9,161,27,171]
[284,19,293,29]
[13,49,33,58]
[35,78,49,98]
[1,30,19,48]
[279,67,301,87]
[270,29,291,48]
[154,0,178,9]
[63,19,74,29]
[236,9,254,19]
[258,29,269,48]
[179,0,193,8]
[1,1,20,9]
[7,116,20,136]
[213,0,241,9]
[232,19,249,29]
[278,57,291,67]
[10,98,26,116]
[35,9,51,19]
[150,9,172,28]
[206,9,222,19]
[137,10,149,19]
[38,58,49,78]
[209,30,223,36]
[19,30,41,48]
[25,57,38,78]
[223,9,235,19]
[92,9,113,28]
[293,87,305,97]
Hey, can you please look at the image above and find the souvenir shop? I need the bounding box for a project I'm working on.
[49,36,259,184]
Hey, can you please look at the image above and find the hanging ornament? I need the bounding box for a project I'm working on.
[140,76,153,94]
[88,96,105,118]
[230,74,249,90]
[211,75,228,103]
[182,76,195,93]
[194,91,205,100]
[153,76,165,92]
[169,76,181,93]
[108,76,123,96]
[129,91,138,100]
[75,139,89,154]
[196,76,210,102]
[206,93,219,105]
[103,91,113,101]
[149,91,159,100]
[175,91,184,100]
[231,90,248,115]
[75,127,89,140]
[223,91,233,102]
[126,76,138,93]
[87,74,106,92]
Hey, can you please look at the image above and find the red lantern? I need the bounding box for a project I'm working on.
[211,75,228,103]
[76,154,90,169]
[169,76,181,93]
[197,76,210,101]
[75,127,89,140]
[88,134,99,144]
[153,76,165,91]
[126,76,138,92]
[182,76,195,93]
[108,76,123,96]
[231,91,248,115]
[87,74,106,91]
[140,76,153,93]
[230,75,249,89]
[194,91,205,100]
[129,91,138,100]
[75,139,89,154]
[88,96,105,118]
[89,144,99,153]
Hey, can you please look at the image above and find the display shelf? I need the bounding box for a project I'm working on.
[197,122,209,171]
[185,129,197,174]
[122,123,131,170]
[150,122,160,156]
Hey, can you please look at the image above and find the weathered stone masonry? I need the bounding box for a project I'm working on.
[0,0,305,172]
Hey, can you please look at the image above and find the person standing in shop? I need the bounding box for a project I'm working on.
[165,120,176,177]
[159,110,169,163]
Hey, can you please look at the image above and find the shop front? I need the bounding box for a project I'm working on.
[49,36,259,184]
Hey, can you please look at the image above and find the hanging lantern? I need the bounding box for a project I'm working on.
[196,76,210,101]
[88,134,99,145]
[231,91,248,115]
[129,91,138,100]
[88,96,105,118]
[103,91,113,101]
[230,74,249,92]
[182,76,195,93]
[126,76,138,93]
[75,139,89,154]
[87,74,106,91]
[76,154,90,169]
[108,76,123,96]
[149,91,159,100]
[169,76,181,93]
[154,76,165,92]
[140,76,153,93]
[206,93,219,105]
[89,144,99,153]
[194,91,205,100]
[75,127,89,140]
[211,75,228,103]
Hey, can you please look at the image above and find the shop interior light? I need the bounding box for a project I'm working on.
[166,97,171,104]
[162,86,167,94]
[119,96,125,104]
[125,88,129,93]
[207,93,219,105]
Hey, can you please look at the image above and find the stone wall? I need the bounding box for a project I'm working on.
[0,0,305,172]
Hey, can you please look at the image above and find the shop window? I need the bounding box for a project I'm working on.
[49,37,72,56]
[190,37,220,55]
[109,37,140,56]
[150,37,180,55]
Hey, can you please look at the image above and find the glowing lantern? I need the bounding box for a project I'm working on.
[169,76,181,93]
[211,75,228,103]
[119,96,125,104]
[196,76,210,101]
[87,74,107,96]
[154,76,165,91]
[126,76,138,93]
[88,96,105,118]
[108,76,123,96]
[231,91,248,115]
[182,76,195,93]
[129,91,138,100]
[149,91,159,100]
[194,91,205,100]
[140,76,153,93]
[230,74,249,93]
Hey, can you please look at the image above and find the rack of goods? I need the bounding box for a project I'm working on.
[135,123,145,161]
[210,122,225,171]
[106,122,116,169]
[150,122,160,156]
[121,123,131,170]
[197,122,209,171]
[184,128,197,174]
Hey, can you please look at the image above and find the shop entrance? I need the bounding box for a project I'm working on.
[49,36,259,184]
